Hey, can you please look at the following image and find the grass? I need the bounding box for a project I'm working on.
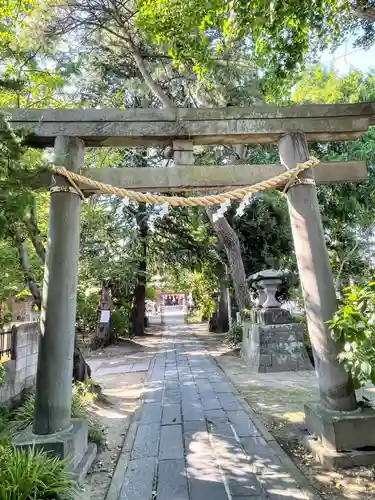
[0,445,78,500]
[0,380,105,499]
[9,382,95,435]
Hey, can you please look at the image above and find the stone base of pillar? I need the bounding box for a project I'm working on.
[303,403,375,468]
[241,321,313,373]
[13,418,97,483]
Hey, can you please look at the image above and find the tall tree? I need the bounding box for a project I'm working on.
[136,0,375,96]
[34,0,256,311]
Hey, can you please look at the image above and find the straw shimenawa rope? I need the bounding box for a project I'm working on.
[50,156,320,206]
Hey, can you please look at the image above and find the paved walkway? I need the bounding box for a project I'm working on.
[112,325,316,500]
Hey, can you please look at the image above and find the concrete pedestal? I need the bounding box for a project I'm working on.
[13,419,97,483]
[303,403,375,468]
[241,321,313,373]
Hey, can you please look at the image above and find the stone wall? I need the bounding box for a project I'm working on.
[241,321,313,373]
[0,322,39,405]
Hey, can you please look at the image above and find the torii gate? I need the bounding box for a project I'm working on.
[6,103,375,468]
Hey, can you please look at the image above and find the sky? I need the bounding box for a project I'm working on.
[321,37,375,75]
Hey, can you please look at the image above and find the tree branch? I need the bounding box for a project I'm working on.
[11,227,42,308]
[128,43,176,109]
[23,200,46,263]
[352,6,375,22]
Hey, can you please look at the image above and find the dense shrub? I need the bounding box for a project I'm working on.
[0,445,77,500]
[110,305,132,340]
[185,310,203,324]
[225,323,243,346]
[88,425,107,449]
[329,281,375,388]
[10,383,95,435]
[0,382,103,499]
[0,406,10,445]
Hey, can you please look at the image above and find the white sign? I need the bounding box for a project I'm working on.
[100,310,110,323]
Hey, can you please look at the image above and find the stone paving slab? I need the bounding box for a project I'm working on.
[120,457,156,500]
[114,327,316,500]
[162,402,182,425]
[131,362,151,372]
[201,396,222,411]
[95,364,133,376]
[157,459,189,500]
[182,400,205,421]
[227,410,261,438]
[188,477,228,500]
[131,423,160,459]
[218,393,242,411]
[159,424,184,460]
[139,403,162,424]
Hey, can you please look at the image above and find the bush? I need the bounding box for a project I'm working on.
[88,424,107,449]
[0,445,77,500]
[329,281,375,388]
[0,406,10,445]
[110,305,132,340]
[185,310,203,324]
[225,323,243,346]
[9,382,95,435]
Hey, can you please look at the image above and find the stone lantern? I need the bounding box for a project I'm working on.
[242,269,312,374]
[248,269,293,325]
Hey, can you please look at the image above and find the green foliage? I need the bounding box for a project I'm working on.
[76,287,100,339]
[9,383,94,434]
[0,445,76,500]
[189,270,216,321]
[293,315,305,324]
[145,286,156,300]
[110,305,132,340]
[0,406,10,442]
[225,323,243,346]
[0,0,67,109]
[71,382,95,418]
[136,0,353,95]
[292,69,375,289]
[185,310,203,324]
[88,425,107,449]
[9,393,36,433]
[329,281,375,388]
[231,190,294,275]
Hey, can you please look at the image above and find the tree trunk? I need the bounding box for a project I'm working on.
[131,204,148,336]
[206,208,252,311]
[218,269,230,332]
[73,339,92,382]
[12,228,42,304]
[24,199,46,262]
[352,6,375,22]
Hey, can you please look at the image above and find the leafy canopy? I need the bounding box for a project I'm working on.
[136,0,350,94]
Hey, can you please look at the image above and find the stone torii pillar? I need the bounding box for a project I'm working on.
[279,132,356,412]
[14,136,96,477]
[279,132,375,469]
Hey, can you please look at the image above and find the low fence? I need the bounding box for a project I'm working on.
[0,323,39,405]
[0,326,16,362]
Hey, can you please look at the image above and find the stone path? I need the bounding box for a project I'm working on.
[113,326,316,500]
